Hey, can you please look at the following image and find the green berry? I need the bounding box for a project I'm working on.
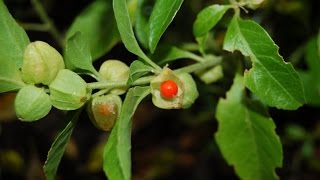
[21,41,65,85]
[15,85,52,121]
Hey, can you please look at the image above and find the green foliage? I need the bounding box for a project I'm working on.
[215,74,282,180]
[66,0,119,60]
[0,0,29,92]
[103,86,150,180]
[0,0,310,179]
[134,0,153,49]
[298,38,320,106]
[193,4,231,37]
[224,16,305,110]
[126,60,153,86]
[113,0,159,70]
[148,0,184,53]
[65,32,99,77]
[43,110,82,180]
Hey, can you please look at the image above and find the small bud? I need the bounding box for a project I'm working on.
[87,94,122,131]
[22,41,65,85]
[150,67,199,109]
[245,0,264,9]
[195,65,223,84]
[15,85,52,121]
[99,60,129,95]
[49,69,90,110]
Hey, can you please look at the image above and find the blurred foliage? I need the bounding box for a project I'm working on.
[1,0,320,179]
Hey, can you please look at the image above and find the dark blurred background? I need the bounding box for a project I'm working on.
[1,0,320,179]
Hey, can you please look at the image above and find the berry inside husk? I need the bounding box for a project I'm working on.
[160,80,178,99]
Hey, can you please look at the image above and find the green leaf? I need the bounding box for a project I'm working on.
[113,0,159,70]
[148,0,184,53]
[223,16,305,110]
[298,38,320,106]
[0,1,29,92]
[103,86,150,180]
[43,109,82,180]
[134,0,155,49]
[150,45,204,65]
[66,0,120,60]
[215,74,282,180]
[193,4,231,37]
[126,60,153,86]
[65,32,99,76]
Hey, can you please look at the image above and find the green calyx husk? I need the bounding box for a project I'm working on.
[87,94,122,131]
[150,67,199,109]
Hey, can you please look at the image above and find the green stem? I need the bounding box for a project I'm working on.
[31,0,64,47]
[19,22,50,32]
[143,55,162,72]
[87,57,222,90]
[174,56,222,74]
[87,76,154,90]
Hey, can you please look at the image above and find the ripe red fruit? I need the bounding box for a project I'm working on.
[160,80,178,99]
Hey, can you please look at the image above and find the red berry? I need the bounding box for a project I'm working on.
[160,80,178,99]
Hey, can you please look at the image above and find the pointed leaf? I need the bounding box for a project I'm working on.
[65,32,99,76]
[0,1,29,92]
[113,0,153,66]
[223,17,305,110]
[103,86,150,180]
[193,4,231,37]
[126,60,153,86]
[148,0,184,53]
[67,0,120,60]
[43,109,81,180]
[215,74,282,180]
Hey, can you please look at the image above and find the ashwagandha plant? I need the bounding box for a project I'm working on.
[0,0,309,179]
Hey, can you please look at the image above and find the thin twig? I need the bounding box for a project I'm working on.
[31,0,64,47]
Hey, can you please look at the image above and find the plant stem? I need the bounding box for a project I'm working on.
[19,22,50,32]
[87,57,222,90]
[87,76,154,90]
[174,56,222,74]
[31,0,64,47]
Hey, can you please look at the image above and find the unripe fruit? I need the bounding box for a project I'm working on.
[15,85,52,121]
[99,60,129,95]
[87,94,122,131]
[245,0,264,9]
[49,69,90,110]
[21,41,65,85]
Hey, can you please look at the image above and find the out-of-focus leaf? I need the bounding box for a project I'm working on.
[224,16,305,110]
[67,0,119,60]
[103,86,150,180]
[148,0,184,53]
[193,4,231,37]
[43,109,82,180]
[0,1,29,92]
[65,32,99,76]
[135,0,155,49]
[298,38,320,106]
[215,74,282,180]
